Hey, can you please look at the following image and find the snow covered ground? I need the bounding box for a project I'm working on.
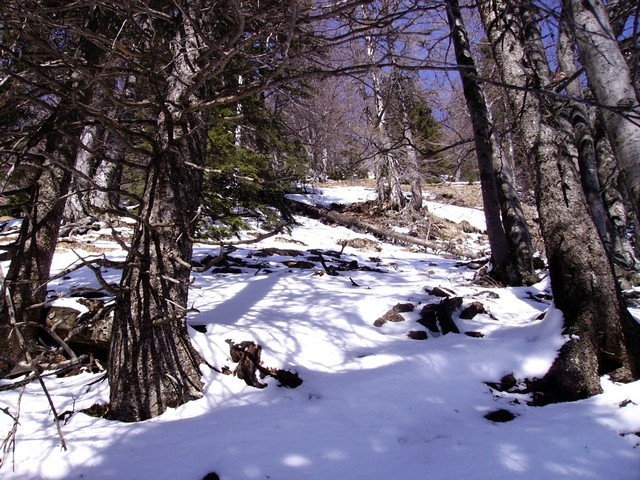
[1,184,639,479]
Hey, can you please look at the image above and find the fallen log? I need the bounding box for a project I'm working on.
[292,201,473,258]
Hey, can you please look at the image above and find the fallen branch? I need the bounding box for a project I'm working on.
[193,223,293,273]
[293,201,471,257]
[0,355,89,391]
[34,367,67,451]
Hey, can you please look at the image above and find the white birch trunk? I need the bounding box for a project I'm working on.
[565,0,640,221]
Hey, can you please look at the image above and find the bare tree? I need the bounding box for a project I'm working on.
[556,12,637,272]
[563,0,640,223]
[446,0,535,286]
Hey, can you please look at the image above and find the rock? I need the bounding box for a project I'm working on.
[474,290,500,299]
[408,330,428,340]
[464,331,484,338]
[253,247,303,257]
[485,373,520,392]
[484,409,516,423]
[500,373,518,390]
[459,220,482,233]
[374,309,406,327]
[459,301,487,319]
[212,266,244,274]
[45,299,113,353]
[338,237,382,252]
[417,297,462,335]
[426,286,456,297]
[270,368,303,388]
[393,303,415,313]
[282,260,316,269]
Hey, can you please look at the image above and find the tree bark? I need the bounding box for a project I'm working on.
[564,0,640,223]
[107,142,205,421]
[593,112,639,262]
[395,75,423,212]
[64,123,103,224]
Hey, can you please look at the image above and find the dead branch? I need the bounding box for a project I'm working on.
[292,201,471,257]
[0,386,24,472]
[34,367,67,451]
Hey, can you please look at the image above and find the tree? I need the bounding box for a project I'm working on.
[361,2,407,211]
[563,0,640,225]
[556,12,637,272]
[445,0,535,286]
[0,2,96,362]
[478,0,640,403]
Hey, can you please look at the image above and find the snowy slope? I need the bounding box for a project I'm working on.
[0,184,638,480]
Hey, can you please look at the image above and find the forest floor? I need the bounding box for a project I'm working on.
[0,180,639,480]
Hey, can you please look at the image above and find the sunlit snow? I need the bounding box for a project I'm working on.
[0,183,638,480]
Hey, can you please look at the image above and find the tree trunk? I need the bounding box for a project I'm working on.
[479,0,640,402]
[362,5,406,212]
[395,76,423,212]
[446,0,535,286]
[88,129,125,217]
[64,123,103,224]
[107,141,205,422]
[593,112,638,264]
[564,0,640,224]
[1,108,76,360]
[108,5,205,421]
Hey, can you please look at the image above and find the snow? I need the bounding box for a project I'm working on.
[1,183,639,480]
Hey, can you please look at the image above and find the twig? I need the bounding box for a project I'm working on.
[0,386,24,472]
[34,367,67,451]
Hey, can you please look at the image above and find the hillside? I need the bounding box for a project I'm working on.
[0,182,638,480]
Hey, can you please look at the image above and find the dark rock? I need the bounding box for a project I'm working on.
[68,288,110,299]
[464,331,484,338]
[486,373,519,392]
[282,260,316,269]
[408,330,428,340]
[459,301,487,319]
[253,247,303,257]
[417,297,462,335]
[191,324,207,333]
[417,305,440,333]
[500,373,518,390]
[212,267,243,274]
[475,290,500,299]
[271,369,303,388]
[426,286,456,297]
[484,409,516,423]
[393,303,415,313]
